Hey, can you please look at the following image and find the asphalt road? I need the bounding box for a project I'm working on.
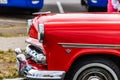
[42,0,87,13]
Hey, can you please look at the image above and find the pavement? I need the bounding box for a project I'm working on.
[41,0,87,13]
[0,37,27,51]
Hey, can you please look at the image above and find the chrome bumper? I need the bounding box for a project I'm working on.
[16,58,65,80]
[27,69,65,80]
[15,48,65,80]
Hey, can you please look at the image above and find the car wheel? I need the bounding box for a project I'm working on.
[65,57,120,80]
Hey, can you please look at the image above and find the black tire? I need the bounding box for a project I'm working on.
[88,6,107,12]
[65,57,120,80]
[81,0,87,6]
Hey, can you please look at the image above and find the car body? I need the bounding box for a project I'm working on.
[0,0,44,10]
[15,12,120,80]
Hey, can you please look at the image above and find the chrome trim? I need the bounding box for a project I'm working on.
[25,41,41,49]
[16,55,65,80]
[59,43,120,49]
[25,45,46,64]
[27,69,65,80]
[27,19,32,34]
[33,11,51,15]
[38,24,44,42]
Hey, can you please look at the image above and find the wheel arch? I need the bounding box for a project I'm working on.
[65,49,120,72]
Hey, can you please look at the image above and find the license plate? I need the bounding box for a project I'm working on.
[0,0,7,4]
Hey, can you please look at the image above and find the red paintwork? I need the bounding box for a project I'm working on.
[28,13,120,72]
[27,58,47,70]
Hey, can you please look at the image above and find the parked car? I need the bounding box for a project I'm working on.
[0,0,44,12]
[15,12,120,80]
[81,0,108,12]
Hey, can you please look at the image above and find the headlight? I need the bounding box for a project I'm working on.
[38,24,44,42]
[27,19,32,34]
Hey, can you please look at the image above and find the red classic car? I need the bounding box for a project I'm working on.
[15,12,120,80]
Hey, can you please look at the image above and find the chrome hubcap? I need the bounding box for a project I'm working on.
[88,76,101,80]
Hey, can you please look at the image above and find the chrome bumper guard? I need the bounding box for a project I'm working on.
[15,48,65,80]
[27,69,65,80]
